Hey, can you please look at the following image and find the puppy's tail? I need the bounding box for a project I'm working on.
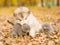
[7,20,14,25]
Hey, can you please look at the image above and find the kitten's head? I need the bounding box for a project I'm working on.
[42,23,50,30]
[22,23,30,32]
[42,22,55,34]
[13,7,30,21]
[42,23,51,34]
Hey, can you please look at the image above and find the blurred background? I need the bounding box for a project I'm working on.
[0,0,60,7]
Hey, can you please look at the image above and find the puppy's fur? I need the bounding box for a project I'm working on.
[13,7,42,37]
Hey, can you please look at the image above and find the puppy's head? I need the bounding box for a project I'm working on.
[13,7,30,21]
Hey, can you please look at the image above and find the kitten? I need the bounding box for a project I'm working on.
[7,20,30,38]
[42,22,55,34]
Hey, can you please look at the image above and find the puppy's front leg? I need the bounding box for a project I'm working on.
[29,28,36,37]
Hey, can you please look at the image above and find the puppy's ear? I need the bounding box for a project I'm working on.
[28,11,30,14]
[13,13,17,19]
[13,13,16,17]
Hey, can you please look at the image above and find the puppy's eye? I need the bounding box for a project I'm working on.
[19,13,24,18]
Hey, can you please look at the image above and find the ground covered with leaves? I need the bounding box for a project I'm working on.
[0,7,60,45]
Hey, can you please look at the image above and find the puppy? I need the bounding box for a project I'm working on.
[13,7,42,37]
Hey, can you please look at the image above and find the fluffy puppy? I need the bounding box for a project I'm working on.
[13,7,42,37]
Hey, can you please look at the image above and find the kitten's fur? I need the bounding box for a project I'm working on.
[42,22,55,34]
[7,20,30,37]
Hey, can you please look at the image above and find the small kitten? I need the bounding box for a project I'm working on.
[42,22,55,34]
[7,20,30,38]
